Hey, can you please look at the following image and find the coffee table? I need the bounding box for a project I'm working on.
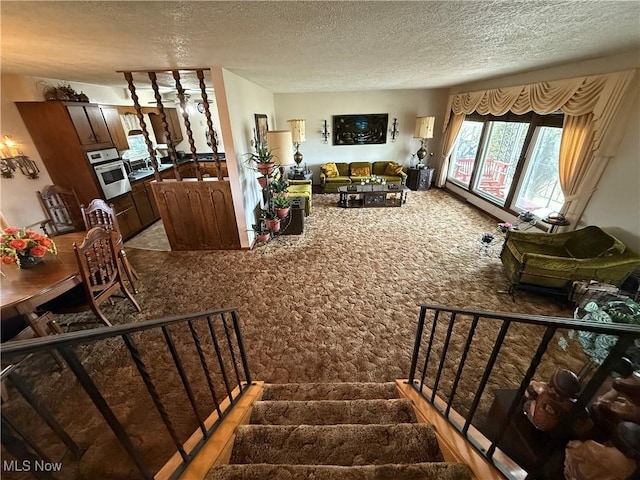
[338,184,409,208]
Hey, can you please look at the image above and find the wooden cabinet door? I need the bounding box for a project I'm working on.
[131,182,156,226]
[85,105,111,145]
[67,105,95,146]
[147,108,183,145]
[145,180,159,218]
[67,104,113,149]
[101,106,128,152]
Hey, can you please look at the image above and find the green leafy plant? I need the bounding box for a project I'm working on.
[245,145,274,165]
[260,208,277,220]
[558,299,640,367]
[251,223,269,235]
[270,178,289,194]
[272,196,291,209]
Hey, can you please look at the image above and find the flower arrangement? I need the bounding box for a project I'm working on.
[481,231,495,243]
[497,222,513,233]
[1,226,57,268]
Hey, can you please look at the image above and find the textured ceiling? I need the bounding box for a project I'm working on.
[1,1,639,93]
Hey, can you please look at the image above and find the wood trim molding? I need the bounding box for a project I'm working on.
[155,381,264,480]
[395,380,525,480]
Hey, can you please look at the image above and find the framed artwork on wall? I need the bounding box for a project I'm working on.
[254,114,269,148]
[333,114,389,145]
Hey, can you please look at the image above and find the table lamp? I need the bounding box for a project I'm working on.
[287,119,306,170]
[413,116,435,166]
[266,130,294,174]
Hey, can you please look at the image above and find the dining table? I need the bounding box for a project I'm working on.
[1,231,88,339]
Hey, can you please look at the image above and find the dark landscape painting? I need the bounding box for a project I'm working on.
[333,114,388,145]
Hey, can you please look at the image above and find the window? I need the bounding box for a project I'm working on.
[512,126,564,216]
[446,113,563,215]
[447,120,483,187]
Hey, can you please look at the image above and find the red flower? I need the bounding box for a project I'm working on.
[39,238,52,248]
[9,238,28,250]
[30,233,46,241]
[30,245,47,258]
[1,255,16,264]
[3,226,19,235]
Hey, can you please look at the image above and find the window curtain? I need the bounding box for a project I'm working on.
[435,112,466,186]
[437,69,637,228]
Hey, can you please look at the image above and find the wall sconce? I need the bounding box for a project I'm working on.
[0,136,40,179]
[321,120,330,144]
[413,116,435,166]
[389,118,399,142]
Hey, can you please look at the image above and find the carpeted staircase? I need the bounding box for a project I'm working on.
[207,382,472,480]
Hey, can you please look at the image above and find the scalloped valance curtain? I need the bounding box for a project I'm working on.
[437,69,637,228]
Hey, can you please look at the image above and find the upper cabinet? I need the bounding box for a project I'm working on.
[145,108,184,145]
[66,104,113,149]
[101,106,129,152]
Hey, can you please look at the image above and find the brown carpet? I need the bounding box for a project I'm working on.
[2,189,584,479]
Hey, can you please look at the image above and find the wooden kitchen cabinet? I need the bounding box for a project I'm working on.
[16,101,106,205]
[145,108,183,145]
[111,192,142,240]
[101,106,129,152]
[131,180,158,227]
[66,104,113,149]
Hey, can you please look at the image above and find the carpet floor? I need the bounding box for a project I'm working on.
[2,189,585,479]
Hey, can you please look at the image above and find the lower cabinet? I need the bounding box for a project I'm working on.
[111,193,142,240]
[131,181,157,227]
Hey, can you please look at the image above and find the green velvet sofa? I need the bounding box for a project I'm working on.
[500,225,640,293]
[320,161,407,193]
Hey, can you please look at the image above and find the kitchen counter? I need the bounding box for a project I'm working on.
[128,154,227,183]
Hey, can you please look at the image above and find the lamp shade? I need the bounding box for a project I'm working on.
[266,130,294,166]
[287,119,306,143]
[413,116,435,139]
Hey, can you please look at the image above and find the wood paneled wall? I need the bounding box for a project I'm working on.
[151,179,240,250]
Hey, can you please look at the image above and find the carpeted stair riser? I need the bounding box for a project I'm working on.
[229,424,442,465]
[261,382,399,401]
[250,399,417,425]
[207,462,472,480]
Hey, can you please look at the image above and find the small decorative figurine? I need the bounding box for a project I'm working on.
[524,369,581,431]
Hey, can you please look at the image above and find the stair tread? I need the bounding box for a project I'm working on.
[261,382,399,401]
[250,398,417,425]
[230,423,442,466]
[206,462,472,480]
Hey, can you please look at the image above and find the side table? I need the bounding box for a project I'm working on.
[542,215,570,233]
[288,168,313,182]
[406,167,434,191]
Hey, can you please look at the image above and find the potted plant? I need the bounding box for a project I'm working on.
[252,223,271,243]
[257,175,271,189]
[270,178,289,198]
[272,195,291,219]
[1,226,57,269]
[262,209,281,232]
[246,145,275,176]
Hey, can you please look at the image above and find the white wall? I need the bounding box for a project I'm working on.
[444,52,640,249]
[1,75,55,227]
[214,68,276,248]
[274,89,449,182]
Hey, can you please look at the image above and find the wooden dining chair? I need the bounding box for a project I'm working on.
[42,227,141,327]
[36,185,84,236]
[81,198,139,293]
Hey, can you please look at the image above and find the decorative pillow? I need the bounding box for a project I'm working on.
[321,163,340,178]
[351,166,370,177]
[384,162,404,176]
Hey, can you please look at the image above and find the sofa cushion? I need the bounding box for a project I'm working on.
[351,166,370,177]
[384,162,404,176]
[321,163,340,178]
[564,227,619,259]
